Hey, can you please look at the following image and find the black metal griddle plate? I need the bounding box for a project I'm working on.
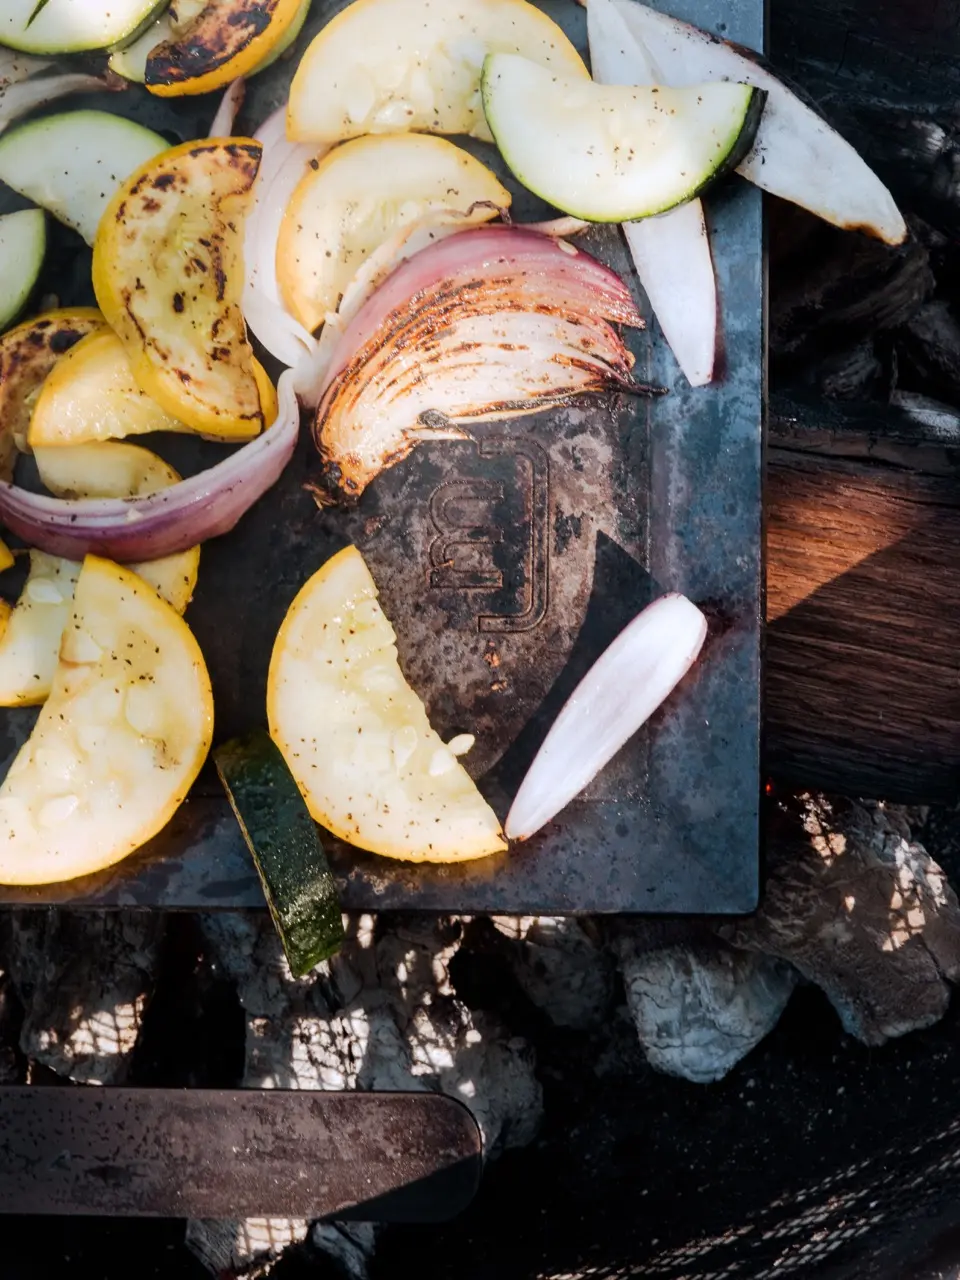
[0,0,763,913]
[0,1088,481,1219]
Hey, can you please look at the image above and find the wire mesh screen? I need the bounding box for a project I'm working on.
[543,1113,960,1280]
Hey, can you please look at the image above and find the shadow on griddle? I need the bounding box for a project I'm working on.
[485,532,661,795]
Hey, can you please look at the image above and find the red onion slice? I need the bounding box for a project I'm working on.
[296,204,483,405]
[313,224,653,500]
[504,593,708,841]
[319,224,645,393]
[209,78,246,137]
[0,370,300,562]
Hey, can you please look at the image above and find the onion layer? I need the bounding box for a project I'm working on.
[0,72,117,136]
[505,593,708,841]
[209,78,246,137]
[313,225,658,501]
[0,370,300,562]
[243,102,320,367]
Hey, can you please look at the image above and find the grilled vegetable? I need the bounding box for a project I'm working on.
[267,545,507,863]
[505,593,708,841]
[92,137,269,439]
[602,0,906,245]
[29,330,191,448]
[109,0,204,82]
[277,133,510,333]
[28,326,276,449]
[587,0,717,387]
[35,443,200,612]
[145,0,307,97]
[242,105,321,369]
[312,225,652,502]
[111,0,310,83]
[0,71,114,139]
[0,552,79,707]
[0,210,46,334]
[0,444,200,706]
[215,729,344,976]
[287,0,587,144]
[0,556,213,886]
[0,369,299,563]
[481,53,764,222]
[0,0,166,55]
[0,539,13,575]
[0,309,108,468]
[0,111,167,246]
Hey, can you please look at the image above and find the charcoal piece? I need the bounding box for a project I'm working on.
[721,795,960,1045]
[0,909,164,1084]
[770,211,933,370]
[609,936,798,1084]
[489,915,616,1030]
[898,298,960,405]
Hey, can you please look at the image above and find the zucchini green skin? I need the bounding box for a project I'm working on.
[215,729,344,977]
[481,59,768,223]
[0,0,167,54]
[0,209,46,335]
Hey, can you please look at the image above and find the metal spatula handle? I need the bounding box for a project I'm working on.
[0,1087,481,1221]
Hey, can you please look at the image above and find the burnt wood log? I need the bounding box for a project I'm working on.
[765,392,960,802]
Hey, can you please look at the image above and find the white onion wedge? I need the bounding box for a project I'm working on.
[504,593,707,841]
[209,78,245,137]
[602,0,906,245]
[242,103,319,368]
[0,51,52,87]
[0,72,113,137]
[587,0,717,386]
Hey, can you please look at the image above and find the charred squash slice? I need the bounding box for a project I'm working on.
[92,138,269,440]
[145,0,306,97]
[0,308,108,469]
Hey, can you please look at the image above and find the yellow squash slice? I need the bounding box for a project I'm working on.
[0,539,13,575]
[277,133,510,333]
[92,138,270,440]
[28,328,278,447]
[267,545,506,863]
[145,0,306,97]
[0,444,200,706]
[0,556,213,886]
[0,552,81,707]
[287,0,588,144]
[0,308,107,462]
[28,330,192,448]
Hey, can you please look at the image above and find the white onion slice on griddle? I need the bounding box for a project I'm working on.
[208,78,245,136]
[602,0,906,245]
[505,593,708,842]
[587,0,718,387]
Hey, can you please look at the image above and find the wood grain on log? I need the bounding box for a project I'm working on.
[766,395,960,802]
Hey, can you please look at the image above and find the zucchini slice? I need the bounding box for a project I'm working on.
[215,730,344,977]
[0,0,166,55]
[0,111,168,246]
[0,210,46,334]
[287,0,588,144]
[481,53,765,222]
